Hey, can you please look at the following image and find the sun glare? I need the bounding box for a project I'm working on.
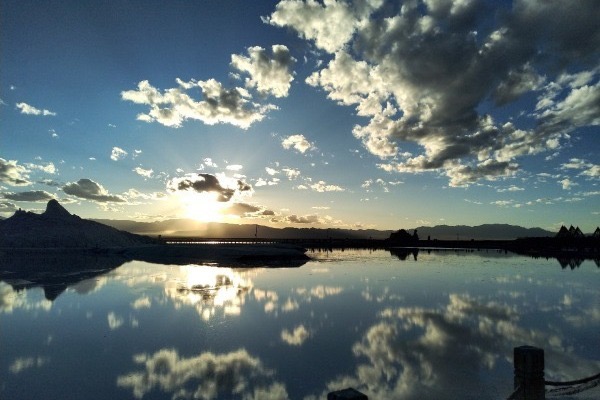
[180,192,226,222]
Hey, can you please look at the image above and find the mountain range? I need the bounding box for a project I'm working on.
[0,200,154,248]
[92,218,555,241]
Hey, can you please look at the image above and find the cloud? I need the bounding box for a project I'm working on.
[16,102,56,116]
[226,164,243,171]
[0,158,31,186]
[168,173,252,202]
[560,158,600,178]
[0,201,18,213]
[231,45,295,98]
[25,161,56,174]
[273,214,326,224]
[63,178,125,202]
[224,202,275,218]
[3,190,55,202]
[111,147,128,161]
[270,0,600,186]
[281,134,315,153]
[117,348,288,400]
[282,168,300,180]
[264,0,382,53]
[265,167,279,176]
[133,167,153,178]
[121,78,276,129]
[281,325,310,346]
[310,180,344,192]
[559,178,577,190]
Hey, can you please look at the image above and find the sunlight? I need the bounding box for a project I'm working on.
[179,191,226,222]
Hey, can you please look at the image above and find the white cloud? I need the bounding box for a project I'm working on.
[310,180,344,192]
[226,164,243,171]
[122,79,276,129]
[559,178,577,190]
[133,167,153,178]
[264,0,383,53]
[282,168,300,180]
[111,147,128,161]
[16,102,56,116]
[231,45,295,98]
[25,161,56,174]
[281,134,315,153]
[270,0,600,186]
[265,167,279,176]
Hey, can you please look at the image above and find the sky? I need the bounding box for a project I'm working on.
[1,0,598,232]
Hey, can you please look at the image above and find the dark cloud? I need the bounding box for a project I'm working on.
[168,174,252,202]
[275,214,321,224]
[0,158,31,186]
[62,179,125,203]
[0,201,18,213]
[225,202,276,218]
[273,0,600,186]
[3,190,55,202]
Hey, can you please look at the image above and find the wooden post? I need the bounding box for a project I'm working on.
[514,346,545,400]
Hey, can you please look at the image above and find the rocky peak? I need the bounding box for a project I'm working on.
[43,199,72,219]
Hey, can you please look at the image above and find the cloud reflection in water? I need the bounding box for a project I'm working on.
[117,348,288,400]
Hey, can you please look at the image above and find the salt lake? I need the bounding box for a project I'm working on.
[1,249,599,400]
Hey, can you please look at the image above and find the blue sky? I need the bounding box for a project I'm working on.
[1,0,598,232]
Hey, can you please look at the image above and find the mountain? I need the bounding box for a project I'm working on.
[411,224,554,240]
[92,218,554,241]
[0,200,154,248]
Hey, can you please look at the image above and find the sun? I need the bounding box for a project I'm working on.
[179,192,226,222]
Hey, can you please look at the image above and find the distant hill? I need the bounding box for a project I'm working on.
[0,200,154,248]
[92,218,554,241]
[92,218,394,240]
[411,224,554,240]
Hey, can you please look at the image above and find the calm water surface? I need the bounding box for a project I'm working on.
[1,249,599,399]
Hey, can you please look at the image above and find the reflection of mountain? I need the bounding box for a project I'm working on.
[389,248,419,260]
[0,200,154,248]
[117,348,289,399]
[0,254,127,301]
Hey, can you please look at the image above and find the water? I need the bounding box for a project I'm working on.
[1,249,599,400]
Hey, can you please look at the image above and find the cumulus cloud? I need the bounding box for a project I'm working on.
[264,0,382,53]
[117,348,288,400]
[269,0,600,186]
[167,173,252,202]
[3,190,55,202]
[63,178,125,202]
[133,167,153,178]
[281,134,315,153]
[223,202,275,218]
[0,158,31,186]
[111,147,128,161]
[282,168,301,180]
[122,78,276,129]
[226,164,243,171]
[16,102,56,116]
[231,45,295,98]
